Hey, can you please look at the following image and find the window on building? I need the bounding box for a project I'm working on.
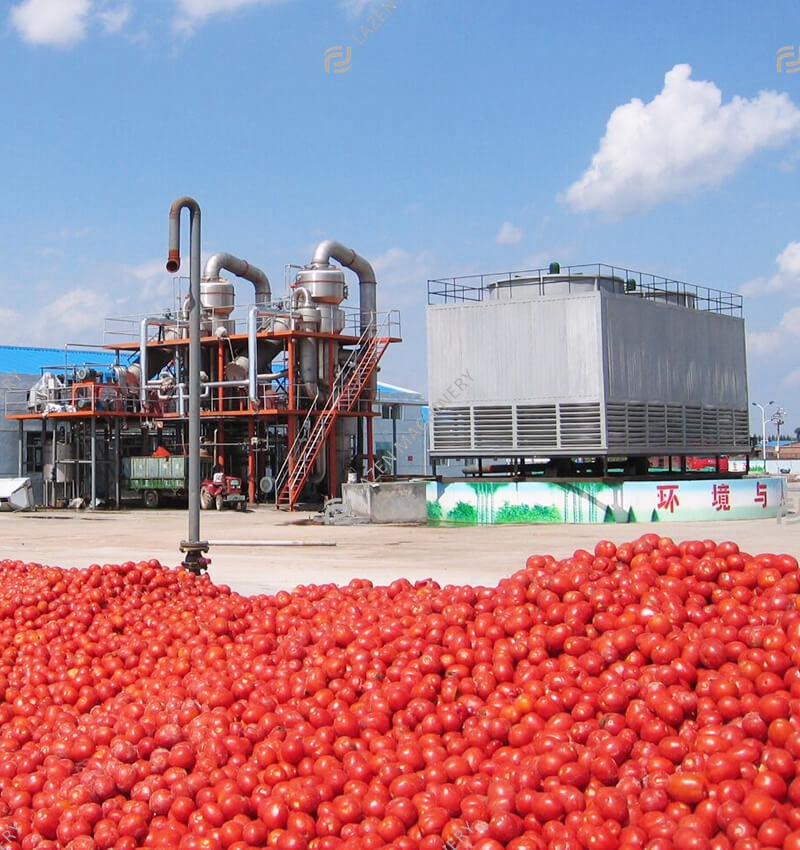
[381,404,403,420]
[25,433,43,473]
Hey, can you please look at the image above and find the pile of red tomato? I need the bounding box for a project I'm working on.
[1,535,800,849]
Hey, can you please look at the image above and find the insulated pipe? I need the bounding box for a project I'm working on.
[138,318,165,406]
[248,307,258,406]
[247,304,290,405]
[166,197,202,551]
[310,241,376,335]
[292,287,312,309]
[203,252,271,305]
[207,540,336,547]
[310,240,377,472]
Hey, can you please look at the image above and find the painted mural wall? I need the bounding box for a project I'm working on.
[426,478,786,524]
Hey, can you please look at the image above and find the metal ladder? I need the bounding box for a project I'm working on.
[275,326,391,509]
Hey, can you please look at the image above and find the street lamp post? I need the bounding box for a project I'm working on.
[752,401,774,465]
[772,407,787,462]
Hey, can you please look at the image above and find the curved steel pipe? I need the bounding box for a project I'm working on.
[310,240,378,471]
[166,197,202,549]
[310,240,376,336]
[203,252,271,305]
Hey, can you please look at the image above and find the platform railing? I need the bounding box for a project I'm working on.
[428,263,743,316]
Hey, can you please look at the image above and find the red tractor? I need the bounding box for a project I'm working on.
[200,471,246,511]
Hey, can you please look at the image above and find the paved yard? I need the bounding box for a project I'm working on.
[2,487,798,596]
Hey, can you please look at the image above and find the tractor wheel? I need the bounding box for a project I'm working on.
[215,494,224,511]
[200,487,214,510]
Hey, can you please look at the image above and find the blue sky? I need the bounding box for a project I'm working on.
[2,0,800,433]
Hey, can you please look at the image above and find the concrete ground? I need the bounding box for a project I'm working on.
[2,485,799,596]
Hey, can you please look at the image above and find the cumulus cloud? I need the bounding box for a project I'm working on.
[495,222,523,246]
[121,259,177,304]
[97,4,130,34]
[372,246,434,307]
[0,288,113,347]
[9,0,291,44]
[740,242,800,296]
[10,0,91,47]
[747,305,800,358]
[38,288,115,342]
[561,64,800,215]
[174,0,289,31]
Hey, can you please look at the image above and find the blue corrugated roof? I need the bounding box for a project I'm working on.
[0,346,118,376]
[0,347,426,400]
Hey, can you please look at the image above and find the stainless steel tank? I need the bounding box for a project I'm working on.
[316,304,346,334]
[201,278,236,333]
[295,267,346,305]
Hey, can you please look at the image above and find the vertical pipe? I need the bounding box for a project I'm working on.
[139,319,149,406]
[248,420,256,504]
[248,307,258,407]
[217,339,224,415]
[284,337,296,506]
[392,414,397,476]
[328,339,336,497]
[17,420,23,477]
[166,197,202,547]
[91,417,97,508]
[114,417,121,510]
[41,418,47,506]
[366,416,374,481]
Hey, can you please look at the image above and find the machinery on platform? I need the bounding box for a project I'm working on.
[6,224,400,510]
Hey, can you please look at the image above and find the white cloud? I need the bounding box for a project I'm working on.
[747,304,800,359]
[10,0,91,47]
[9,0,290,44]
[339,0,373,16]
[174,0,289,31]
[97,4,130,33]
[561,64,800,215]
[372,246,434,304]
[38,289,115,343]
[0,288,113,347]
[368,246,435,390]
[741,242,800,296]
[496,222,523,246]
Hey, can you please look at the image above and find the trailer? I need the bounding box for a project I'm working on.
[122,456,213,508]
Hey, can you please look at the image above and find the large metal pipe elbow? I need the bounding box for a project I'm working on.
[167,196,200,273]
[310,240,376,335]
[203,252,271,304]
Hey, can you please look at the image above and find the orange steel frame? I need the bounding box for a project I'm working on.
[6,325,399,506]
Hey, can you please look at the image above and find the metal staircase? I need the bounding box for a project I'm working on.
[275,326,391,509]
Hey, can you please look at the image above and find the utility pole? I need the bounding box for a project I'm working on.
[752,401,774,465]
[772,407,787,461]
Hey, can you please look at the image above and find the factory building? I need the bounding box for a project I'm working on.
[0,347,428,506]
[1,236,419,510]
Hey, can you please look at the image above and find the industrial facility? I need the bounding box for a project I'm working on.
[427,263,750,477]
[3,236,402,511]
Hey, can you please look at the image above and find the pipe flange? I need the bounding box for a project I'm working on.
[179,540,211,574]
